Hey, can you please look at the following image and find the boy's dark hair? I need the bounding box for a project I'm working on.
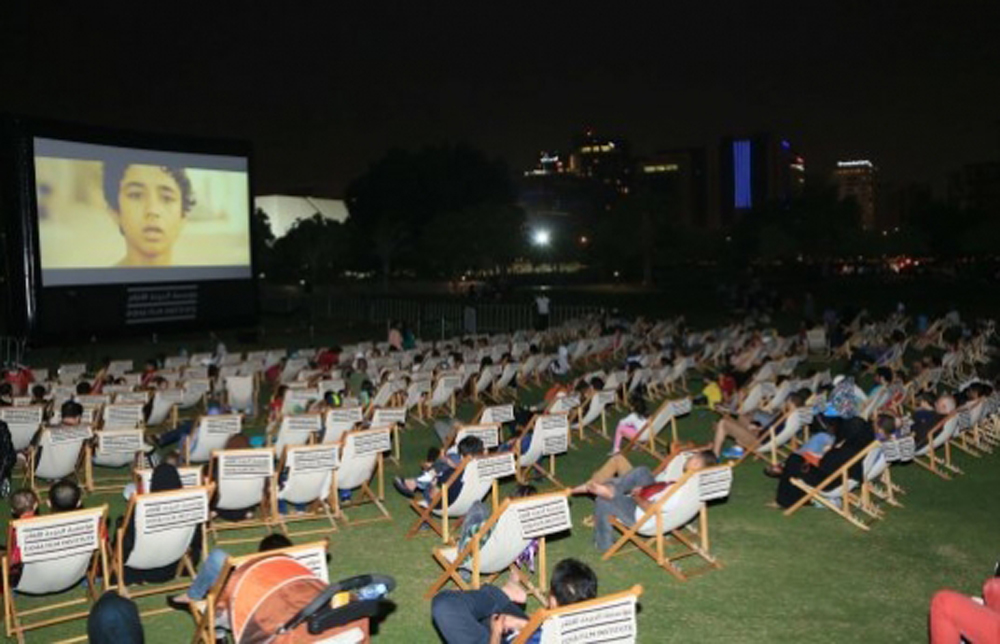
[49,479,82,512]
[590,377,605,391]
[10,489,39,518]
[31,384,47,400]
[61,400,84,420]
[628,394,647,416]
[103,161,195,213]
[75,381,93,395]
[876,414,896,435]
[426,447,441,463]
[788,391,808,408]
[875,367,893,383]
[697,450,719,467]
[549,558,598,607]
[917,391,936,407]
[457,435,485,457]
[0,382,12,398]
[259,533,293,552]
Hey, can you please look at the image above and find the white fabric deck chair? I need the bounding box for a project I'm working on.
[406,452,516,543]
[225,375,257,416]
[404,380,431,421]
[425,491,572,600]
[623,398,692,457]
[180,378,212,410]
[147,389,182,428]
[86,428,154,493]
[444,423,501,452]
[575,390,617,441]
[514,414,569,488]
[2,505,110,643]
[58,362,86,385]
[0,406,43,451]
[27,426,92,493]
[735,407,813,467]
[476,403,515,426]
[186,540,335,644]
[270,413,321,454]
[336,427,393,525]
[603,465,733,581]
[371,406,408,462]
[208,448,277,544]
[275,444,339,537]
[101,402,145,430]
[509,585,643,644]
[114,487,211,601]
[426,373,463,418]
[490,363,520,401]
[473,366,497,401]
[136,465,203,493]
[913,412,963,479]
[279,357,309,384]
[783,441,888,531]
[323,406,364,444]
[183,414,243,465]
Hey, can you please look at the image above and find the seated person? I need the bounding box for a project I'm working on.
[393,435,484,504]
[87,591,144,644]
[2,489,41,585]
[912,393,955,449]
[610,395,647,455]
[431,558,597,644]
[571,451,715,552]
[49,478,83,513]
[167,533,293,611]
[929,570,1000,643]
[773,415,875,509]
[711,390,808,459]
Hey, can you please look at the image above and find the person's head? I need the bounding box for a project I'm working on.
[548,558,598,608]
[628,393,647,416]
[30,384,47,402]
[457,435,485,458]
[935,394,957,416]
[87,591,144,644]
[357,358,368,372]
[48,479,83,513]
[258,533,293,552]
[875,367,893,385]
[61,400,84,424]
[75,381,93,395]
[513,484,538,498]
[10,489,39,518]
[590,377,605,391]
[915,391,935,410]
[683,450,718,473]
[104,162,194,266]
[149,463,183,492]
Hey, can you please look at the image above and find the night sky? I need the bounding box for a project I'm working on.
[2,2,998,196]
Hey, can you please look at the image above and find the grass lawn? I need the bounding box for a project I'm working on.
[3,363,998,643]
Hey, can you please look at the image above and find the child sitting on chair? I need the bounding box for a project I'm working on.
[393,436,484,504]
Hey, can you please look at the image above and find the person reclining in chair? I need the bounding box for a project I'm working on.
[570,451,716,552]
[711,390,809,459]
[393,436,484,505]
[431,557,597,644]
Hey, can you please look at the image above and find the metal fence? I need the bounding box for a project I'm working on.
[260,293,604,338]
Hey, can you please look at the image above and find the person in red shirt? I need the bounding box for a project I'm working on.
[2,367,34,397]
[4,489,40,574]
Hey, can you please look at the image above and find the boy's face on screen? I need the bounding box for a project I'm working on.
[113,165,185,265]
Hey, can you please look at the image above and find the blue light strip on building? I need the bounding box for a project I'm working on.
[733,139,752,209]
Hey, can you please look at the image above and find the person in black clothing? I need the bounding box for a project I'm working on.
[775,414,875,508]
[911,391,948,450]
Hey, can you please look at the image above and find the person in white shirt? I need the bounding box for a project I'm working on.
[534,295,550,330]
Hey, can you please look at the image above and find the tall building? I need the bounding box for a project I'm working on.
[833,160,878,230]
[719,135,805,225]
[637,148,709,227]
[569,129,632,196]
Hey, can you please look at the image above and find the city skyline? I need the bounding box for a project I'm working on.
[2,2,998,197]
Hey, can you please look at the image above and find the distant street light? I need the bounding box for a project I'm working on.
[532,229,551,247]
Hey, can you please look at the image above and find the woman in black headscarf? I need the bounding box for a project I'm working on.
[87,591,144,644]
[119,463,202,584]
[775,414,875,508]
[0,420,17,498]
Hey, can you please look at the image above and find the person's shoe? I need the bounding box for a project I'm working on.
[166,595,191,612]
[392,477,414,498]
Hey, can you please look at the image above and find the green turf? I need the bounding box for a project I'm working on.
[4,370,999,643]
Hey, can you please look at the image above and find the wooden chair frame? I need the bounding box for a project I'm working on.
[509,585,643,644]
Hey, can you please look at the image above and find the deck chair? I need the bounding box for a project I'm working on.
[575,390,617,441]
[101,402,145,430]
[783,441,889,531]
[473,366,497,401]
[336,427,393,525]
[425,490,572,600]
[113,487,211,603]
[404,380,431,421]
[183,414,242,464]
[225,375,257,416]
[426,373,463,418]
[475,403,515,426]
[27,426,92,493]
[274,443,340,537]
[323,407,364,444]
[913,412,963,479]
[490,363,520,401]
[623,398,692,457]
[269,413,321,454]
[147,389,182,429]
[2,505,110,643]
[735,407,814,467]
[180,379,212,410]
[407,452,516,543]
[443,423,502,452]
[187,540,334,644]
[208,448,277,545]
[513,414,569,489]
[603,465,733,581]
[0,406,43,452]
[371,406,408,462]
[87,428,154,493]
[509,585,643,644]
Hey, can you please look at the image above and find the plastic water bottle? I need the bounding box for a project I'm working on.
[356,583,387,601]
